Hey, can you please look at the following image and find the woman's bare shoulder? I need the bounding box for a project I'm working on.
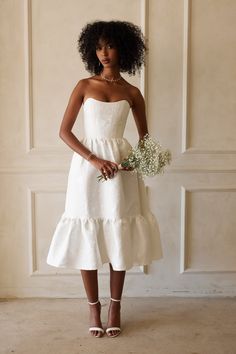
[75,76,101,91]
[79,75,100,84]
[71,77,95,97]
[127,84,144,104]
[74,77,91,88]
[122,79,141,93]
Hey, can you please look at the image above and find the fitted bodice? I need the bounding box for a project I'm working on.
[83,98,130,139]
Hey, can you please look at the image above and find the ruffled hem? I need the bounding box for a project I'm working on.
[46,212,163,271]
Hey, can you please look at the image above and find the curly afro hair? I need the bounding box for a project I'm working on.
[77,20,147,76]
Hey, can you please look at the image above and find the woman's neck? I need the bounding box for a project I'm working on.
[100,68,121,79]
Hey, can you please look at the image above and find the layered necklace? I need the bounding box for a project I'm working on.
[100,72,122,83]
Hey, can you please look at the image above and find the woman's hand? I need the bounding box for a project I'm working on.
[118,164,135,171]
[89,155,119,180]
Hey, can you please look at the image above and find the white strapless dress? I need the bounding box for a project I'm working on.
[46,98,163,271]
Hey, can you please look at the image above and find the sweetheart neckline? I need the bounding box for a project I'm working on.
[83,97,131,108]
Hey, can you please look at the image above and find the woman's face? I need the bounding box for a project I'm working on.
[96,38,119,69]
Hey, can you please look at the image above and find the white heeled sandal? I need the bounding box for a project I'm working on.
[88,300,104,337]
[106,297,122,338]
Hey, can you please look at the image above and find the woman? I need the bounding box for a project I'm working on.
[47,20,163,338]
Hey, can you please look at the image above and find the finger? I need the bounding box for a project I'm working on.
[111,163,119,175]
[101,168,108,180]
[109,163,118,175]
[107,166,114,178]
[111,163,119,172]
[102,162,118,178]
[105,163,117,177]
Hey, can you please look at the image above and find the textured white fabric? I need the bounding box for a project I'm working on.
[46,98,163,270]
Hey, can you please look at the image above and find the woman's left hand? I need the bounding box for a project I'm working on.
[118,164,135,171]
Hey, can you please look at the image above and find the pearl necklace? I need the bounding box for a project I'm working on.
[100,73,122,83]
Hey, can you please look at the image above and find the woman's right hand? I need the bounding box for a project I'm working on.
[89,155,119,180]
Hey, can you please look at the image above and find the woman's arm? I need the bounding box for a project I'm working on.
[131,87,149,140]
[59,79,118,179]
[59,79,94,160]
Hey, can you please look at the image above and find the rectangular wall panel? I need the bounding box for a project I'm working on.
[187,0,236,152]
[181,187,236,273]
[29,0,141,150]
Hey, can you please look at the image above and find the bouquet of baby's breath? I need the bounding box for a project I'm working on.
[121,133,172,177]
[97,133,172,182]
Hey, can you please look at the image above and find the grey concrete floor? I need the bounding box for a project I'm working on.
[0,297,236,354]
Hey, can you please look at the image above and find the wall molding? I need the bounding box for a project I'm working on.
[140,0,148,115]
[181,0,190,154]
[181,0,236,155]
[180,186,236,274]
[24,0,33,153]
[24,0,149,153]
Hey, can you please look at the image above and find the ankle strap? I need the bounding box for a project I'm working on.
[88,299,99,305]
[110,297,121,302]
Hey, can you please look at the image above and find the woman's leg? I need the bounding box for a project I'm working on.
[80,269,103,337]
[107,263,126,336]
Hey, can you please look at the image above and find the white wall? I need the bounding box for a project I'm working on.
[0,0,236,298]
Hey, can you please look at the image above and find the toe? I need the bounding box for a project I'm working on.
[97,331,102,337]
[90,329,99,337]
